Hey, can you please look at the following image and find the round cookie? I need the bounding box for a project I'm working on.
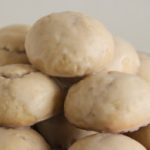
[0,64,63,127]
[25,11,114,77]
[69,133,146,150]
[127,124,150,150]
[0,24,30,65]
[36,114,96,149]
[106,37,140,73]
[0,127,51,150]
[138,52,150,84]
[65,71,150,133]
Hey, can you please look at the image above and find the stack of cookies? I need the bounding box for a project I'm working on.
[0,11,150,150]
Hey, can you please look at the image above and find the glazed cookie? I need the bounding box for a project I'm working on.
[25,11,114,77]
[106,37,140,73]
[69,133,146,150]
[138,52,150,84]
[0,24,30,65]
[65,71,150,133]
[0,127,51,150]
[0,64,63,127]
[36,114,96,149]
[127,124,150,150]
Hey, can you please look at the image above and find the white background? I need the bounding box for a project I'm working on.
[0,0,150,52]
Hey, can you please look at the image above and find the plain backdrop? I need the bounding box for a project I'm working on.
[0,0,149,52]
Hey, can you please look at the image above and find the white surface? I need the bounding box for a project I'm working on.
[0,0,150,51]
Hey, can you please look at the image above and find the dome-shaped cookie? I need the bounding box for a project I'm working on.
[36,114,96,149]
[65,71,150,133]
[127,124,150,150]
[0,64,63,127]
[106,37,140,74]
[69,133,146,150]
[0,127,51,150]
[25,11,114,77]
[0,24,30,65]
[138,52,150,84]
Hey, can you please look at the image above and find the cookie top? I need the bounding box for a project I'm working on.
[36,114,96,149]
[0,24,30,65]
[0,64,63,127]
[69,133,146,150]
[127,124,150,150]
[65,71,150,133]
[106,37,140,74]
[0,127,50,150]
[138,52,150,84]
[25,11,114,77]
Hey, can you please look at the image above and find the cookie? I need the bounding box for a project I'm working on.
[0,127,50,150]
[69,133,146,150]
[25,11,114,77]
[127,124,150,150]
[65,71,150,133]
[106,37,140,73]
[0,24,30,65]
[36,114,96,149]
[0,64,63,127]
[138,52,150,84]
